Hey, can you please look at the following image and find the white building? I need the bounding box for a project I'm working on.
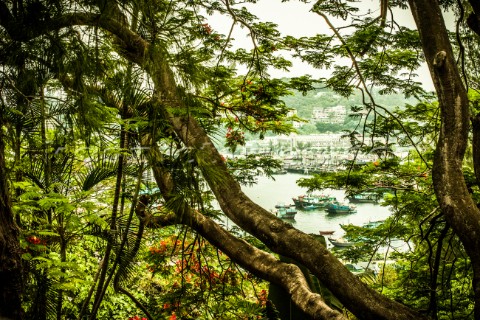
[286,109,302,128]
[312,105,347,124]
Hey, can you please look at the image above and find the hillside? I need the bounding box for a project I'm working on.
[281,87,418,134]
[282,87,418,119]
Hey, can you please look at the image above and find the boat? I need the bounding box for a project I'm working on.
[292,194,337,209]
[319,230,335,236]
[345,263,365,274]
[328,237,355,247]
[325,202,357,214]
[363,220,384,228]
[346,191,382,203]
[274,202,294,209]
[274,206,297,219]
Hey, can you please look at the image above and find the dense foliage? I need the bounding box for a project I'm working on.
[1,0,480,320]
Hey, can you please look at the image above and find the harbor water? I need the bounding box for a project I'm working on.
[241,173,392,237]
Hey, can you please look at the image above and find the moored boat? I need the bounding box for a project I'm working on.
[272,169,288,175]
[346,191,382,203]
[319,230,335,236]
[328,237,355,247]
[325,202,356,214]
[275,202,294,209]
[292,194,337,209]
[274,206,297,219]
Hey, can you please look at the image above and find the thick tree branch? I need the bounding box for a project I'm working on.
[0,6,147,65]
[408,0,480,318]
[0,3,427,319]
[140,137,345,320]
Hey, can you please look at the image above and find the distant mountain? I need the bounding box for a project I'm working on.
[281,87,417,119]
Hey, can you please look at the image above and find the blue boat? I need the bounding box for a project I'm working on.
[346,192,382,203]
[275,202,294,209]
[301,204,317,211]
[292,194,337,209]
[325,202,356,214]
[274,206,297,219]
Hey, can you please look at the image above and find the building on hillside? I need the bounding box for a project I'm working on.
[286,109,302,128]
[312,105,347,124]
[292,133,350,149]
[246,134,351,152]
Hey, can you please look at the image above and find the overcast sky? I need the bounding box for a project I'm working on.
[207,0,447,91]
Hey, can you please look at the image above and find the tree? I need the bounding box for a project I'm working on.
[0,106,23,319]
[0,0,480,319]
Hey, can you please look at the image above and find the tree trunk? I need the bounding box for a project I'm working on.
[0,114,24,319]
[408,0,480,318]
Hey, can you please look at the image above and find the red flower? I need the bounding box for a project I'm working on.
[27,236,41,245]
[169,312,177,320]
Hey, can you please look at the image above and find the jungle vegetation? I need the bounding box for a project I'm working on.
[1,0,480,320]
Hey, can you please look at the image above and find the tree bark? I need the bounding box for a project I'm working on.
[0,113,24,319]
[408,0,480,318]
[471,113,480,184]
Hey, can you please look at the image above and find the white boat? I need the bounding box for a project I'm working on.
[328,237,355,247]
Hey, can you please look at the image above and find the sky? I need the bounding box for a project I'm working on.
[207,0,446,91]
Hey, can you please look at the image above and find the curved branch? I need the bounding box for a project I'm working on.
[0,8,148,66]
[141,137,345,320]
[0,3,427,319]
[141,104,426,319]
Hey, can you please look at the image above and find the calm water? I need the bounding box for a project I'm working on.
[241,173,392,237]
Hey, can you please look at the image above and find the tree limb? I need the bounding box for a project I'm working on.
[140,136,345,320]
[0,3,428,319]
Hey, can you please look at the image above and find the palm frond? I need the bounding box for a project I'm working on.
[24,269,58,320]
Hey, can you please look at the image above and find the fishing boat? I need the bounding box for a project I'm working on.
[363,220,385,228]
[272,169,288,175]
[346,192,382,203]
[292,194,337,209]
[274,202,294,209]
[325,202,357,214]
[319,230,335,236]
[274,206,297,219]
[301,204,317,211]
[328,237,355,247]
